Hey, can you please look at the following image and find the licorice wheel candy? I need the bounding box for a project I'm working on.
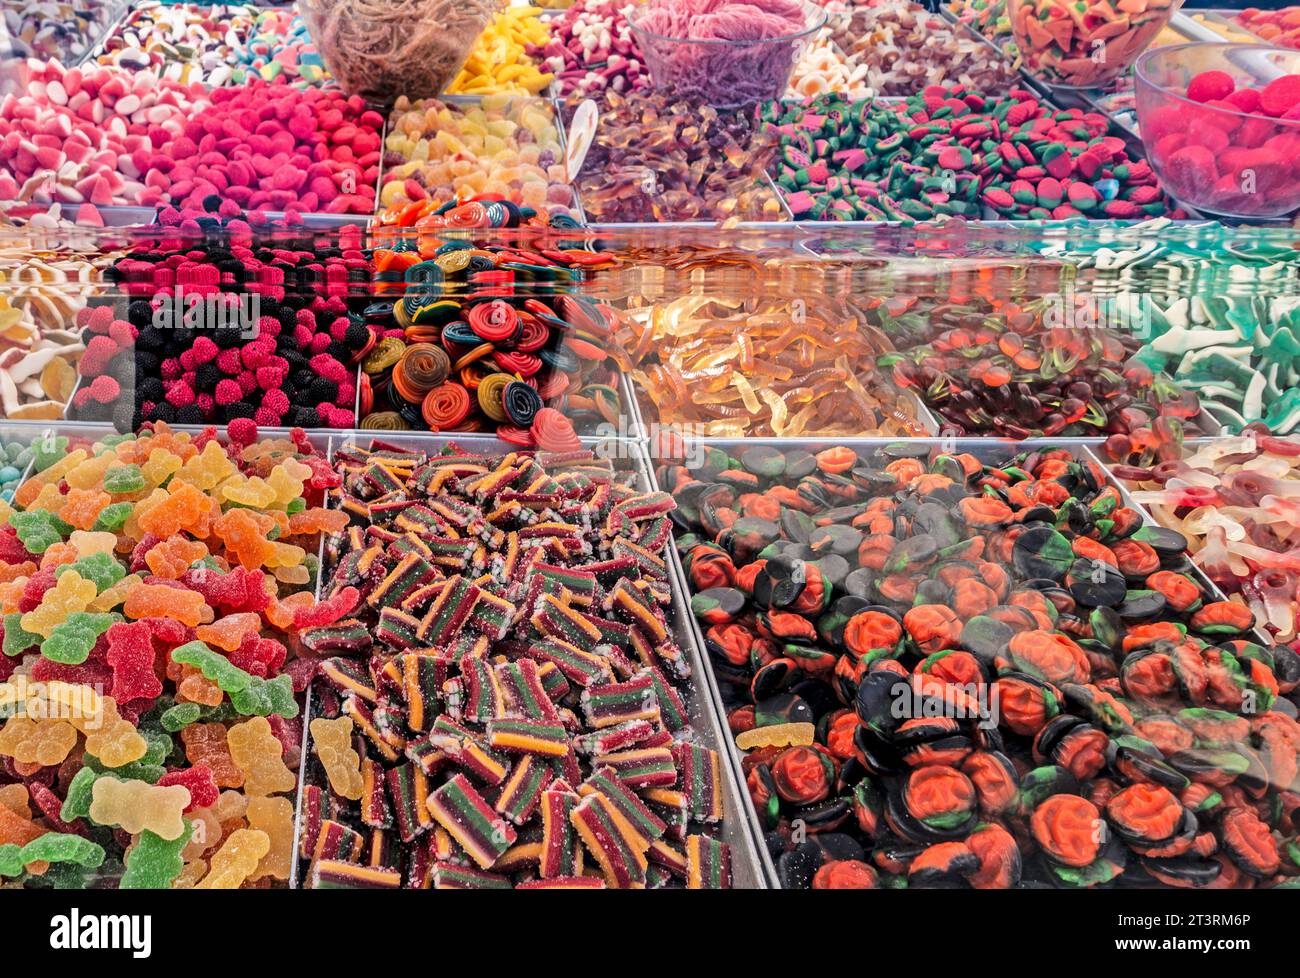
[493,351,541,377]
[531,407,581,453]
[503,381,543,428]
[422,382,472,431]
[468,300,521,344]
[476,373,514,423]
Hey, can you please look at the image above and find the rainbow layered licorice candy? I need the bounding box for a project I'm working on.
[661,441,1299,889]
[301,442,730,888]
[0,422,349,889]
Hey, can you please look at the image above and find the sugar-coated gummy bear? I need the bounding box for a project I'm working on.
[310,716,363,800]
[20,571,97,637]
[89,777,191,841]
[0,833,106,877]
[40,612,115,665]
[245,795,294,881]
[0,717,79,767]
[120,823,194,889]
[106,620,164,703]
[226,717,296,796]
[195,828,271,889]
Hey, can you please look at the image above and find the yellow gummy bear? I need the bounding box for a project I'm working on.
[20,570,97,637]
[195,828,270,889]
[246,795,294,881]
[174,440,237,493]
[89,777,191,841]
[221,476,277,509]
[266,542,306,569]
[141,448,183,489]
[226,717,296,796]
[64,453,116,492]
[89,573,142,613]
[68,530,119,558]
[0,717,79,766]
[310,716,363,800]
[267,459,312,508]
[25,483,68,519]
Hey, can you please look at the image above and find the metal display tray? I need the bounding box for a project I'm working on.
[288,429,768,889]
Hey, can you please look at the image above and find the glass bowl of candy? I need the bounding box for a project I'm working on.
[628,0,827,108]
[1009,0,1182,89]
[1136,43,1300,218]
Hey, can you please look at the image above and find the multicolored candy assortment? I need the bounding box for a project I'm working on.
[298,440,731,888]
[0,423,349,889]
[664,441,1298,888]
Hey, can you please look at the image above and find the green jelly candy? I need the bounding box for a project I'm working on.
[102,464,146,494]
[8,509,72,553]
[60,767,107,822]
[17,832,106,870]
[0,844,22,877]
[160,702,203,732]
[121,822,193,889]
[92,502,134,533]
[170,641,298,718]
[56,551,126,593]
[3,612,41,658]
[32,435,68,472]
[41,612,115,665]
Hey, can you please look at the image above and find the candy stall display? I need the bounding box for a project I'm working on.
[3,0,1300,902]
[664,439,1296,888]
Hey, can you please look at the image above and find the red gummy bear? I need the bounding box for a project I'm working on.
[228,633,287,678]
[157,764,219,813]
[106,621,164,703]
[293,586,359,630]
[19,570,58,613]
[0,527,34,565]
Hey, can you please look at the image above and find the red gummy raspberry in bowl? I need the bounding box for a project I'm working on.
[1165,144,1219,192]
[1187,70,1236,104]
[1260,74,1300,117]
[1225,87,1262,113]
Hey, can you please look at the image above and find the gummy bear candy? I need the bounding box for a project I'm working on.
[213,509,277,570]
[170,641,298,718]
[145,538,209,580]
[226,717,295,796]
[20,570,97,638]
[41,612,114,665]
[0,833,105,878]
[102,463,147,495]
[106,621,163,703]
[174,441,237,493]
[9,509,71,554]
[59,489,110,531]
[245,795,293,881]
[56,551,126,593]
[137,483,218,540]
[124,584,211,628]
[195,828,270,889]
[0,717,79,766]
[181,723,244,788]
[222,477,278,509]
[310,716,363,800]
[120,823,193,889]
[93,503,134,533]
[157,765,219,813]
[89,777,190,841]
[3,612,40,657]
[196,613,262,653]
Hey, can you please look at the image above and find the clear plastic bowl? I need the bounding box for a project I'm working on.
[1010,0,1181,90]
[629,0,826,109]
[1136,42,1300,218]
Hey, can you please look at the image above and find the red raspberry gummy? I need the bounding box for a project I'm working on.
[1260,74,1300,117]
[1187,70,1235,104]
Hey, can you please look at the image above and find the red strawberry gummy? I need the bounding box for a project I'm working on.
[1225,87,1262,114]
[1187,70,1235,104]
[157,765,219,813]
[1260,74,1300,117]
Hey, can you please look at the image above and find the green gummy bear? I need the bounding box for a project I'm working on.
[60,767,103,822]
[85,730,170,783]
[160,702,203,732]
[102,464,146,494]
[56,552,126,593]
[18,832,106,870]
[3,612,41,658]
[32,435,68,473]
[8,509,72,554]
[170,641,298,718]
[100,434,135,449]
[232,673,299,719]
[0,844,22,877]
[120,822,193,889]
[92,502,135,533]
[40,612,115,665]
[286,497,306,515]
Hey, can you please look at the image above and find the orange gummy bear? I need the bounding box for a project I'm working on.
[195,613,262,653]
[124,583,211,627]
[288,508,350,537]
[59,488,111,531]
[213,509,277,570]
[181,723,244,788]
[137,483,218,540]
[144,538,210,579]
